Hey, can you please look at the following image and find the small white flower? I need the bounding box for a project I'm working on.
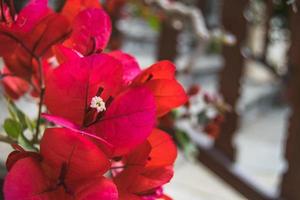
[90,96,106,113]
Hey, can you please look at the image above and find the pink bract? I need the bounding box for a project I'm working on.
[64,8,111,55]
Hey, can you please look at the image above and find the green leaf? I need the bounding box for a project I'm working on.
[13,106,26,129]
[174,130,197,159]
[174,130,190,148]
[18,134,36,151]
[206,38,222,54]
[3,118,22,139]
[6,98,28,130]
[7,101,18,121]
[147,15,160,31]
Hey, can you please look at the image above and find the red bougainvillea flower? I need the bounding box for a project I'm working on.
[0,0,70,81]
[0,0,111,99]
[203,122,220,138]
[0,66,30,100]
[5,144,41,171]
[63,8,111,56]
[110,51,188,117]
[203,114,224,138]
[43,54,156,156]
[4,128,118,200]
[113,129,177,199]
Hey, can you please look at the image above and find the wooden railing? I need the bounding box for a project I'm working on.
[157,0,300,199]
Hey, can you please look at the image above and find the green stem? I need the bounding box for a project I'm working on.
[33,58,45,143]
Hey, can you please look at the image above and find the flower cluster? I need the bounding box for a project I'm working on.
[0,0,187,199]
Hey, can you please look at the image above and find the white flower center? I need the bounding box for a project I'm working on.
[90,96,106,113]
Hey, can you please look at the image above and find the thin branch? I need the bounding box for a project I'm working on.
[0,73,17,79]
[40,29,72,57]
[0,0,6,23]
[33,58,45,143]
[242,47,282,78]
[144,0,210,40]
[287,0,298,12]
[0,31,36,58]
[8,0,16,19]
[0,134,16,144]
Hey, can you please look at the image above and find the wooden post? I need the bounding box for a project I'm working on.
[214,0,248,162]
[197,0,207,14]
[157,19,180,61]
[108,15,123,50]
[105,1,126,50]
[280,2,300,199]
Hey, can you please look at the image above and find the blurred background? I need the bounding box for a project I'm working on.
[1,0,300,199]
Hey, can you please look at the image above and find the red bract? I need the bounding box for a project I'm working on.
[44,54,156,156]
[5,144,41,171]
[61,0,101,22]
[8,0,49,33]
[4,128,118,200]
[54,4,112,63]
[1,67,30,100]
[53,45,82,64]
[107,51,188,117]
[113,129,176,199]
[131,60,188,117]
